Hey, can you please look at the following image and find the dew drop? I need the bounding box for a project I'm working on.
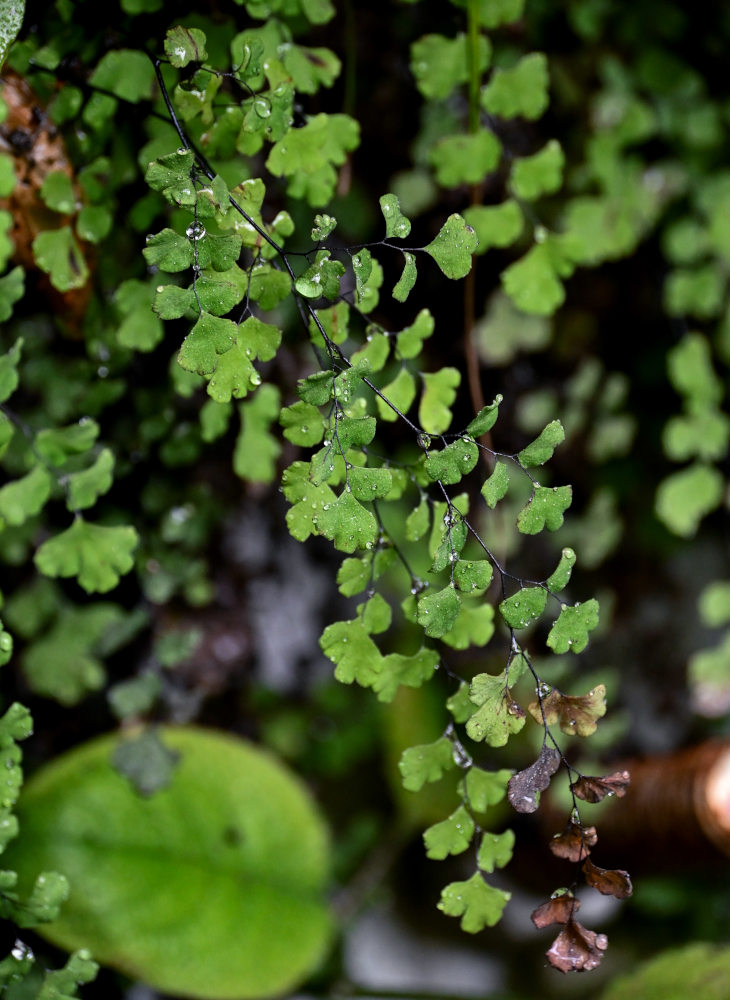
[186,222,207,240]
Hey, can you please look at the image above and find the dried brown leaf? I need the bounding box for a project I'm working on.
[550,821,597,862]
[546,918,608,974]
[529,686,607,737]
[572,769,630,803]
[582,858,633,899]
[507,744,561,814]
[531,893,580,928]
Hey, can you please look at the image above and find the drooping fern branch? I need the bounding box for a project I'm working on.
[135,12,633,971]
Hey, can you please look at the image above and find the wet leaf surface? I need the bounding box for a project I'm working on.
[507,744,561,813]
[582,857,633,899]
[550,820,597,862]
[546,918,608,973]
[528,685,607,737]
[573,769,631,803]
[531,892,580,928]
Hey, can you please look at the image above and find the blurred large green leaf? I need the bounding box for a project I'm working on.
[6,727,332,1000]
[600,942,730,1000]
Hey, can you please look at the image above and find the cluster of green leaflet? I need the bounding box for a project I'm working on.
[132,11,614,951]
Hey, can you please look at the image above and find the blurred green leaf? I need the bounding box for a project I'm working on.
[399,737,456,792]
[36,420,99,465]
[464,201,523,255]
[373,649,439,703]
[667,332,723,405]
[396,309,435,360]
[438,873,510,931]
[90,49,156,102]
[65,449,115,512]
[430,131,501,187]
[600,942,730,1000]
[424,805,475,859]
[266,113,359,206]
[477,829,515,873]
[458,767,511,811]
[419,367,460,434]
[22,603,126,704]
[40,170,76,214]
[481,460,510,508]
[377,368,416,422]
[699,581,730,627]
[0,464,52,526]
[502,240,571,315]
[32,227,89,292]
[440,599,495,649]
[114,278,165,351]
[410,33,490,100]
[0,267,24,322]
[35,519,138,594]
[5,727,332,999]
[482,52,549,119]
[655,463,724,537]
[665,264,725,319]
[510,139,564,200]
[234,384,281,484]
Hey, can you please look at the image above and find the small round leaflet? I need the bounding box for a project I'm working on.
[6,727,332,999]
